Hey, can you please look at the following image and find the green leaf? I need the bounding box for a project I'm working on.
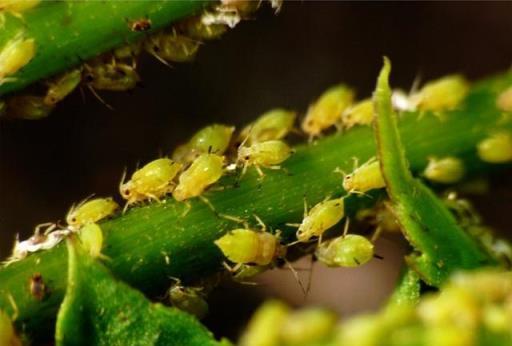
[373,58,496,286]
[55,238,223,346]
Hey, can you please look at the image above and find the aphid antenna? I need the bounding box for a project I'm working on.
[283,258,307,297]
[87,85,114,110]
[34,222,56,235]
[342,217,350,237]
[370,225,383,243]
[149,50,173,68]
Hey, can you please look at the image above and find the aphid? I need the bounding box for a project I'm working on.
[477,132,512,163]
[112,42,142,67]
[44,68,81,106]
[172,124,235,163]
[0,33,35,84]
[423,156,465,184]
[83,62,140,91]
[215,228,286,268]
[6,95,54,120]
[496,86,512,112]
[342,157,386,194]
[0,0,40,28]
[294,197,345,243]
[168,281,209,319]
[144,31,200,64]
[239,108,296,145]
[129,18,151,32]
[172,153,224,201]
[237,140,293,177]
[315,221,374,268]
[120,158,182,207]
[29,273,47,301]
[413,75,469,112]
[280,308,337,345]
[66,197,119,230]
[0,309,21,346]
[301,84,354,138]
[356,202,401,234]
[341,99,374,129]
[178,15,227,40]
[78,223,104,259]
[6,228,70,264]
[239,300,290,346]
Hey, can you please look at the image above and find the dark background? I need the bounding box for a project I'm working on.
[1,1,512,339]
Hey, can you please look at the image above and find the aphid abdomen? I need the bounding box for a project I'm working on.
[188,124,235,155]
[414,75,469,112]
[44,69,82,105]
[342,99,374,129]
[0,34,35,82]
[423,156,465,184]
[297,198,345,241]
[215,229,260,264]
[132,158,182,196]
[250,140,292,166]
[173,153,224,201]
[343,159,385,194]
[477,132,512,163]
[316,234,374,268]
[240,108,296,144]
[66,197,119,228]
[254,232,278,265]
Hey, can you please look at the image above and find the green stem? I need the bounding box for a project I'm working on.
[1,71,512,339]
[0,0,209,97]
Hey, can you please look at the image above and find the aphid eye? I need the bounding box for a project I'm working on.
[71,217,76,223]
[245,155,250,160]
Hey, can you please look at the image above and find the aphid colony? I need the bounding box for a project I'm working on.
[0,0,272,120]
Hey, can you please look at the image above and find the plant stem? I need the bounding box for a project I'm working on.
[1,72,512,339]
[0,0,209,97]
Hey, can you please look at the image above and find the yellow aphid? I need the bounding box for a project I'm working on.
[423,156,465,184]
[477,132,512,163]
[0,34,35,84]
[356,203,401,234]
[315,234,374,267]
[215,229,285,266]
[237,140,292,177]
[113,42,142,62]
[0,309,21,346]
[496,86,512,112]
[413,75,469,112]
[169,282,209,319]
[343,158,386,194]
[6,95,53,120]
[178,15,227,40]
[83,62,139,91]
[66,197,119,229]
[145,31,200,64]
[172,124,234,163]
[120,158,182,206]
[173,153,224,201]
[341,99,374,129]
[239,300,290,346]
[296,197,345,242]
[280,308,337,345]
[301,84,354,137]
[78,223,104,258]
[44,68,81,105]
[239,108,296,145]
[0,0,40,14]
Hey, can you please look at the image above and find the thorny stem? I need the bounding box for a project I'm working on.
[0,71,512,339]
[0,0,209,97]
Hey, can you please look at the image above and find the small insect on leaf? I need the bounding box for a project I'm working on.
[128,18,151,32]
[496,86,512,112]
[0,309,21,346]
[296,197,345,242]
[6,95,54,120]
[237,140,293,177]
[44,68,82,106]
[0,0,40,15]
[423,156,465,184]
[78,223,104,259]
[342,158,386,194]
[173,124,235,163]
[341,99,374,130]
[0,33,35,84]
[239,300,290,346]
[238,108,296,145]
[301,84,354,138]
[173,153,224,201]
[280,308,337,345]
[169,283,209,319]
[66,197,119,230]
[477,132,512,163]
[413,75,469,112]
[316,234,374,268]
[120,158,182,207]
[145,31,200,64]
[215,229,284,266]
[29,273,47,301]
[83,62,140,91]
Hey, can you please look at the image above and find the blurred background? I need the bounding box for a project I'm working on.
[1,1,512,340]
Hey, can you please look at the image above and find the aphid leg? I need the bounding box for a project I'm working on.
[255,165,265,178]
[218,213,249,228]
[283,258,307,296]
[371,225,383,243]
[181,201,192,217]
[149,50,172,68]
[87,85,114,110]
[285,222,301,228]
[198,195,218,214]
[343,217,350,237]
[34,222,56,235]
[253,214,267,232]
